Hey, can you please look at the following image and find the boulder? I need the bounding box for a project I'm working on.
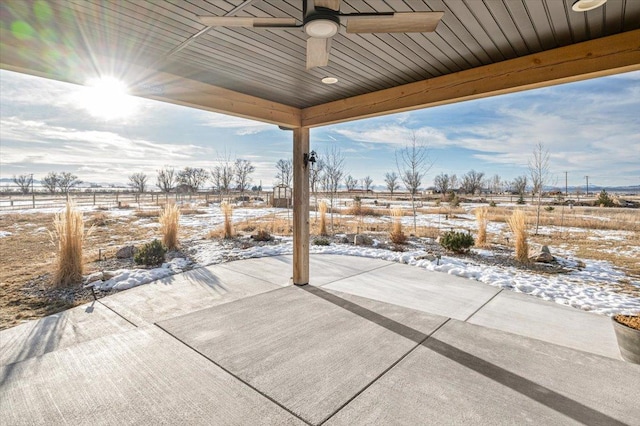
[529,245,554,263]
[84,271,104,284]
[116,245,136,259]
[347,233,374,246]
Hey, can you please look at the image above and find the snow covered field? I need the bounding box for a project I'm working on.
[2,200,639,316]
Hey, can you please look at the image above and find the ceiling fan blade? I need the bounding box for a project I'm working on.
[198,16,297,28]
[314,0,341,11]
[346,12,444,34]
[307,37,331,69]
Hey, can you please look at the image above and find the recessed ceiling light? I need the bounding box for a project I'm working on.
[321,77,338,84]
[571,0,607,12]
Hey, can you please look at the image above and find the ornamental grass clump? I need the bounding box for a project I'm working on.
[475,207,489,247]
[50,201,91,287]
[389,208,407,244]
[221,201,234,239]
[507,210,529,262]
[159,203,180,250]
[318,201,328,236]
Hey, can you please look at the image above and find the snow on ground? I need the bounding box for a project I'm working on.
[0,230,12,238]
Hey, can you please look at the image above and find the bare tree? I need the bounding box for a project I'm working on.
[510,175,528,204]
[211,152,235,196]
[362,176,373,191]
[396,131,432,232]
[58,172,81,195]
[323,146,345,232]
[449,174,458,193]
[489,174,503,195]
[309,158,325,219]
[128,172,148,193]
[275,159,293,187]
[156,167,176,193]
[42,172,58,194]
[344,175,358,191]
[234,159,255,195]
[13,174,33,194]
[384,172,400,196]
[460,170,485,195]
[178,167,208,193]
[433,173,451,199]
[528,142,550,235]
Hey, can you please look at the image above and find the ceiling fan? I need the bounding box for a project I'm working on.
[198,0,444,70]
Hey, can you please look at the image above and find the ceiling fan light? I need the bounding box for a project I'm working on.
[321,77,338,84]
[305,19,339,38]
[571,0,607,12]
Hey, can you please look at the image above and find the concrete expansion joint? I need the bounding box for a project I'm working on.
[97,300,138,328]
[463,289,504,322]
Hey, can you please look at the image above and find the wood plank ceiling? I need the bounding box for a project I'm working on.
[1,0,639,115]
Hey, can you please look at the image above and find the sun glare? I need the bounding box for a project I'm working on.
[76,77,137,120]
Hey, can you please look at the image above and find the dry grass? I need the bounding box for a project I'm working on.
[475,207,489,247]
[221,201,234,239]
[50,201,90,287]
[159,203,180,249]
[389,208,407,244]
[507,210,529,263]
[319,201,328,236]
[135,209,160,218]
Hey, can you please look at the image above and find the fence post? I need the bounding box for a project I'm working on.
[32,193,35,208]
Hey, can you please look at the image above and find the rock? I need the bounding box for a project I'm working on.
[84,272,103,283]
[102,270,118,280]
[529,245,555,263]
[116,245,136,259]
[347,234,374,246]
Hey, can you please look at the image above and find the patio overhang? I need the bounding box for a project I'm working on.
[1,0,639,285]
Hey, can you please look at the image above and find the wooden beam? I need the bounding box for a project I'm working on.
[302,30,640,127]
[292,127,310,286]
[0,29,301,128]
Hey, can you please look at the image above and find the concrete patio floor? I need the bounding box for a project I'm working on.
[1,254,639,425]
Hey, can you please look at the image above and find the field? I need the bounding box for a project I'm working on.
[1,193,639,330]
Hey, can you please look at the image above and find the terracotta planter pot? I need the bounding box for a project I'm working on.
[612,317,640,364]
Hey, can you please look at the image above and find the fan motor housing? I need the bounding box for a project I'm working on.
[304,13,340,38]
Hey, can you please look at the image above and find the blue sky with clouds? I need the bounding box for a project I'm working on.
[1,68,638,189]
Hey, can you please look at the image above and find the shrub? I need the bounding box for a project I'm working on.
[596,190,614,207]
[489,200,497,207]
[439,230,474,253]
[516,194,525,205]
[450,194,460,207]
[51,201,90,287]
[507,210,529,262]
[544,205,555,212]
[389,208,407,244]
[134,239,167,266]
[318,201,328,236]
[475,207,488,247]
[252,229,272,241]
[159,203,180,250]
[313,237,331,246]
[221,201,234,239]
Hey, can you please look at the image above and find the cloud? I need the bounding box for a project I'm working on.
[333,124,450,147]
[198,112,275,135]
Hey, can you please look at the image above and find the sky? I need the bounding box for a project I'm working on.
[1,68,639,190]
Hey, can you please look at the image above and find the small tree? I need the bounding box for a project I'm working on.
[156,167,176,193]
[384,172,400,196]
[42,172,58,194]
[211,152,234,196]
[528,142,550,235]
[275,159,293,187]
[596,190,614,207]
[310,157,325,219]
[234,159,255,195]
[323,146,345,232]
[344,175,358,191]
[362,176,373,191]
[128,172,148,193]
[396,131,432,233]
[58,172,81,195]
[433,173,451,199]
[13,174,33,194]
[178,167,208,193]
